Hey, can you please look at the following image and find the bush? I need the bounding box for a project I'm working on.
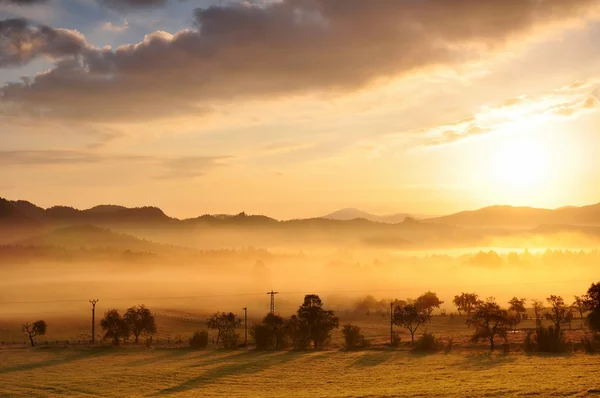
[527,326,568,353]
[221,331,239,349]
[189,331,209,349]
[342,324,368,350]
[251,324,274,350]
[414,332,439,352]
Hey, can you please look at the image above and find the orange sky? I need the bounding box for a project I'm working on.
[1,0,600,219]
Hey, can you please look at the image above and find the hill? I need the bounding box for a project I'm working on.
[322,208,414,224]
[425,203,600,228]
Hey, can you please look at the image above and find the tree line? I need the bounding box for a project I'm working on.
[20,283,600,352]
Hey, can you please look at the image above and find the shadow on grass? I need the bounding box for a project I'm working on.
[456,352,518,370]
[153,350,312,396]
[350,350,395,367]
[0,346,117,374]
[120,347,200,367]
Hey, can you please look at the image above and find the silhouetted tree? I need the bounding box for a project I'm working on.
[294,295,339,349]
[22,320,47,347]
[393,303,430,344]
[251,313,286,349]
[453,293,481,316]
[123,305,157,344]
[415,291,443,316]
[585,282,600,332]
[189,330,209,349]
[207,312,241,347]
[545,295,571,333]
[531,299,545,327]
[100,309,128,345]
[285,315,311,349]
[508,297,527,324]
[572,295,591,319]
[466,298,511,351]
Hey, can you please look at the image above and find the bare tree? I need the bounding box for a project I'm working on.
[531,299,545,326]
[545,295,572,333]
[22,320,47,347]
[466,298,511,351]
[572,295,591,319]
[453,293,480,316]
[393,303,430,344]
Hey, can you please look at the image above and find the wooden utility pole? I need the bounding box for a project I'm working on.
[242,307,248,347]
[267,291,278,314]
[89,299,99,343]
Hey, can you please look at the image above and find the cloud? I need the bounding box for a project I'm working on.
[0,150,230,179]
[415,80,600,146]
[0,0,49,4]
[0,18,91,68]
[1,0,599,123]
[97,0,166,10]
[101,20,129,33]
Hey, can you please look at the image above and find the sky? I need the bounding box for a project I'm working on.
[1,0,600,220]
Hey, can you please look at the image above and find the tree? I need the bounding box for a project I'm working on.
[585,282,600,332]
[207,312,241,347]
[100,309,128,345]
[545,295,572,333]
[123,305,157,344]
[415,291,443,316]
[452,293,480,316]
[393,303,430,344]
[295,294,339,349]
[466,298,512,351]
[572,295,591,319]
[508,297,527,324]
[22,320,47,347]
[531,299,545,326]
[250,313,286,349]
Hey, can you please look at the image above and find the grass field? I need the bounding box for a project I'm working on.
[0,347,599,397]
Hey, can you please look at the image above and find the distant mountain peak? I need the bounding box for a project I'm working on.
[322,208,413,224]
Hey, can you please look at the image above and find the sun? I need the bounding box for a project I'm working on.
[491,138,548,188]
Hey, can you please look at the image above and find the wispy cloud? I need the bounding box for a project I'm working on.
[412,79,600,146]
[0,150,231,179]
[101,20,128,33]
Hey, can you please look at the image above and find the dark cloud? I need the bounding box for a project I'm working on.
[1,0,599,122]
[97,0,167,10]
[0,18,91,68]
[0,0,49,4]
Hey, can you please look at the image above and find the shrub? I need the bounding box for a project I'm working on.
[528,326,568,353]
[414,332,439,352]
[251,324,274,350]
[189,331,209,349]
[390,332,401,348]
[221,331,239,349]
[342,324,368,350]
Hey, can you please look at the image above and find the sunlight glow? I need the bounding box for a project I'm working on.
[491,138,548,188]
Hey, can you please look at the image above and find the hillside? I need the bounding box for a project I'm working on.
[425,203,600,228]
[322,208,413,224]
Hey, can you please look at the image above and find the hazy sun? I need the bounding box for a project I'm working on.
[491,138,548,188]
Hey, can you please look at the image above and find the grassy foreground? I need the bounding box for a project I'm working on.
[0,348,599,397]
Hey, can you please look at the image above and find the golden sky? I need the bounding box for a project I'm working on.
[1,0,600,219]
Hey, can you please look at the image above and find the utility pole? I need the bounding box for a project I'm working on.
[242,307,248,347]
[390,301,394,346]
[89,299,99,344]
[267,290,278,314]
